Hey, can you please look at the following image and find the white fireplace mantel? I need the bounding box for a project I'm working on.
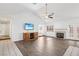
[55,29,67,39]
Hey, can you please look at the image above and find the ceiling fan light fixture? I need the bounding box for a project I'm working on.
[48,16,53,18]
[44,3,54,19]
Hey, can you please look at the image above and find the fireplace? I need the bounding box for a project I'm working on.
[56,33,64,38]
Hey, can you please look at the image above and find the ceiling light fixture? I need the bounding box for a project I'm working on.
[45,3,54,19]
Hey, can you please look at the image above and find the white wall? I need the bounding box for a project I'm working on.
[37,16,79,40]
[10,12,45,41]
[47,18,79,40]
[59,19,79,40]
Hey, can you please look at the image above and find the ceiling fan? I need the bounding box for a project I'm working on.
[44,3,54,19]
[32,3,54,19]
[48,12,54,19]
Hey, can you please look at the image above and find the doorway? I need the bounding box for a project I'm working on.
[0,17,10,40]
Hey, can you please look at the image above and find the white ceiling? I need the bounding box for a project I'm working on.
[0,3,26,16]
[21,3,79,20]
[34,3,79,20]
[0,3,79,16]
[0,3,44,16]
[0,3,79,22]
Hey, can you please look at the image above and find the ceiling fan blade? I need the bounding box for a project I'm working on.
[48,13,54,16]
[48,15,53,19]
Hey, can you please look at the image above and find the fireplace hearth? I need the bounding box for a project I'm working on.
[56,33,64,38]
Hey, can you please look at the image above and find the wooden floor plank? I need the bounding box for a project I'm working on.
[7,40,17,56]
[64,46,79,56]
[63,46,73,56]
[0,40,22,56]
[3,40,10,56]
[15,37,79,56]
[0,41,4,56]
[10,41,22,56]
[71,47,79,56]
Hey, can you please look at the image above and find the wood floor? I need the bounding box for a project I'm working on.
[0,39,22,56]
[64,46,79,56]
[15,37,79,56]
[0,35,10,39]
